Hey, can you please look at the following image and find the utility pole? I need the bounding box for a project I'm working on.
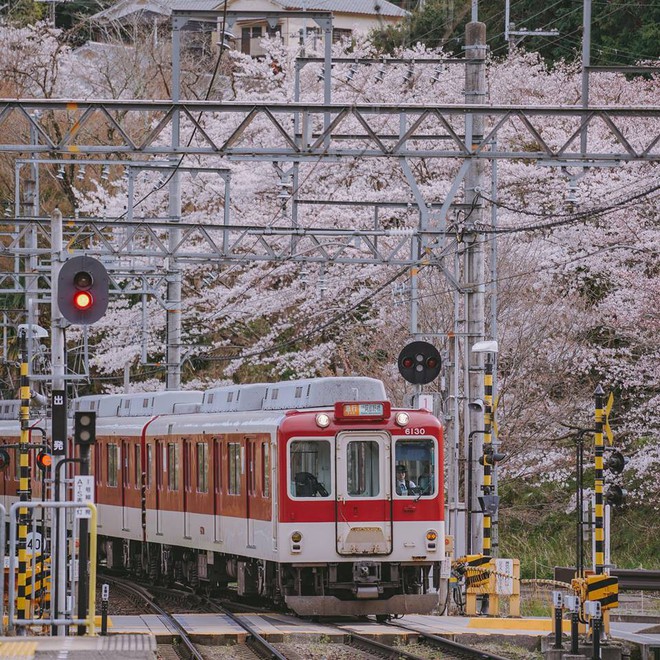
[504,0,559,51]
[581,0,591,154]
[50,209,67,636]
[167,21,183,390]
[464,20,487,557]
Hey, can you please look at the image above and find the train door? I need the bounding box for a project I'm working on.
[335,431,392,555]
[122,440,129,531]
[155,439,164,535]
[246,437,256,548]
[183,439,192,539]
[213,438,223,543]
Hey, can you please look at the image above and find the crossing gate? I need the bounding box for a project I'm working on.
[7,501,98,634]
[462,555,521,617]
[571,574,619,611]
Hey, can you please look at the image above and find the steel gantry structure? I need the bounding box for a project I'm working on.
[0,10,658,561]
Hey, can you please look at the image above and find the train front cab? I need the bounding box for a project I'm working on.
[279,400,446,617]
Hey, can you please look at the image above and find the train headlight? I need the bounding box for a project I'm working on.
[395,412,409,427]
[316,413,331,428]
[291,531,303,553]
[425,529,438,552]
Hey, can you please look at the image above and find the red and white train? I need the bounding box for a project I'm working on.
[0,376,446,617]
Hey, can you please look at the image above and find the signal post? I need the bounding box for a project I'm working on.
[50,209,108,635]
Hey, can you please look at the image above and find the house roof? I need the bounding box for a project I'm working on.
[92,0,408,23]
[91,0,222,23]
[271,0,408,18]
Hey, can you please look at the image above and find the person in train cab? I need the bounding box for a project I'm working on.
[417,467,433,494]
[395,465,417,495]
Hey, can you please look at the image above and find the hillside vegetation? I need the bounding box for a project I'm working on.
[0,20,658,569]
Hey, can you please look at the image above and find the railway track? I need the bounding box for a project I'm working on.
[383,619,512,660]
[103,575,286,660]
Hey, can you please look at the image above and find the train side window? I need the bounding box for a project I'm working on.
[347,440,380,497]
[107,443,119,487]
[262,442,270,498]
[228,442,241,495]
[168,442,179,491]
[289,440,331,498]
[134,445,141,489]
[146,444,153,488]
[95,445,102,485]
[394,438,436,497]
[122,442,130,487]
[197,442,208,493]
[213,439,222,493]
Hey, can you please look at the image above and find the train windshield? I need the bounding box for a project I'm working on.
[394,439,435,496]
[346,440,380,497]
[289,439,332,498]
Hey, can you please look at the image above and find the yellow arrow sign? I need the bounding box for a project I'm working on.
[604,392,614,445]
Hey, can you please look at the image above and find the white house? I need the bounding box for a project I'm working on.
[90,0,408,55]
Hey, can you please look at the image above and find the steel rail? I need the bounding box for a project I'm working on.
[203,598,287,660]
[101,575,205,660]
[385,619,512,660]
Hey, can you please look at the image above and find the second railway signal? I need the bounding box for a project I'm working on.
[74,411,97,445]
[398,341,441,385]
[57,256,109,325]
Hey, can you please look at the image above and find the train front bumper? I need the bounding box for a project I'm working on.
[285,591,441,617]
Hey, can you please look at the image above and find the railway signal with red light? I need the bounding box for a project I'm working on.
[36,450,52,472]
[0,448,10,470]
[398,341,442,385]
[57,256,109,325]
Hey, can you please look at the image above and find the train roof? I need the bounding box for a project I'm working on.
[72,377,387,418]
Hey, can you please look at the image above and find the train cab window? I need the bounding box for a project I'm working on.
[394,439,435,497]
[197,442,208,493]
[289,440,331,498]
[167,442,179,491]
[346,440,380,497]
[228,442,241,495]
[107,444,119,487]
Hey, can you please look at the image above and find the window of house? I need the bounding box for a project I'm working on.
[332,28,352,43]
[197,442,208,493]
[167,442,179,491]
[289,439,331,498]
[107,444,119,487]
[228,442,241,495]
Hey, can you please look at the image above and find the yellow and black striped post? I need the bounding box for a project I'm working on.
[17,330,32,624]
[482,359,494,557]
[594,384,605,575]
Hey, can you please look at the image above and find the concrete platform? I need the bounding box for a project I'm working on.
[0,614,656,659]
[0,635,155,659]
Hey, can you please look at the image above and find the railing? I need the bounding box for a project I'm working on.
[7,501,97,635]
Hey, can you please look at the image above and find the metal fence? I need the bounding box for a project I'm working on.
[7,500,97,634]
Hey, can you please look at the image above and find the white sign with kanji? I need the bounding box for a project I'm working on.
[74,475,94,519]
